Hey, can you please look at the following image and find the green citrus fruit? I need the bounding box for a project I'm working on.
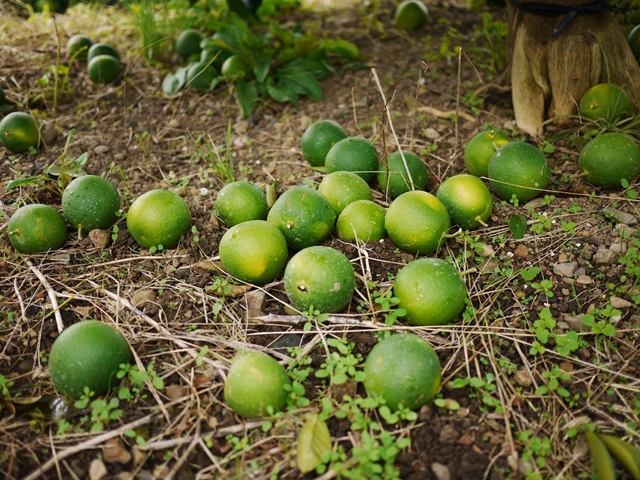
[325,137,379,183]
[62,175,120,234]
[364,333,441,411]
[487,141,551,202]
[67,34,93,60]
[126,189,191,250]
[0,112,40,153]
[301,120,348,167]
[579,83,632,123]
[377,150,429,199]
[318,171,372,215]
[219,220,289,285]
[284,246,356,314]
[578,133,640,189]
[49,320,131,400]
[394,257,467,326]
[267,186,336,251]
[629,24,640,60]
[221,55,252,81]
[186,61,219,90]
[394,0,429,32]
[384,190,450,255]
[87,54,121,84]
[7,204,68,254]
[224,350,290,419]
[176,29,204,62]
[87,42,119,62]
[336,200,386,242]
[200,36,233,67]
[214,180,268,227]
[436,174,493,230]
[464,129,510,177]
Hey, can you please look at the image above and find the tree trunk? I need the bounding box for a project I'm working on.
[510,0,640,136]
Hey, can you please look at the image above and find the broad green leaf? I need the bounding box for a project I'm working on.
[6,177,42,191]
[235,79,259,117]
[265,77,299,104]
[162,72,181,95]
[520,267,541,281]
[297,414,332,473]
[253,54,272,84]
[508,214,527,239]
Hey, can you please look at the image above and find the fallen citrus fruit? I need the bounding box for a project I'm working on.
[8,204,68,254]
[62,175,121,234]
[384,190,450,255]
[318,171,372,215]
[214,180,268,227]
[364,333,441,411]
[186,61,219,90]
[284,245,356,314]
[127,189,191,250]
[629,24,640,59]
[224,350,290,419]
[377,150,429,199]
[579,83,631,123]
[267,186,335,250]
[325,137,379,183]
[221,55,252,80]
[578,132,640,189]
[301,119,348,167]
[464,129,510,177]
[67,34,93,60]
[0,111,40,153]
[49,320,131,400]
[336,199,386,242]
[219,220,289,285]
[487,141,550,203]
[87,54,121,84]
[394,257,467,326]
[176,29,204,62]
[394,0,429,32]
[436,174,493,230]
[87,42,119,62]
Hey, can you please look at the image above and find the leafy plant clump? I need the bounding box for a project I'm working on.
[162,17,360,116]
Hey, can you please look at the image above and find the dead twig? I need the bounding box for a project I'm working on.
[27,259,64,333]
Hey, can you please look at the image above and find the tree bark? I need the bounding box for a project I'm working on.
[510,0,640,136]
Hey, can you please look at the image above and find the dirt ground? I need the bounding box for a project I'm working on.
[1,1,640,479]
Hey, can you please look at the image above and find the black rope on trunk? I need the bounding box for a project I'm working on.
[514,0,619,38]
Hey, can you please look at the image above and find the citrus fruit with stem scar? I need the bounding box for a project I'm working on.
[364,333,441,411]
[325,137,379,183]
[62,175,121,235]
[126,189,191,250]
[284,246,356,314]
[579,83,632,123]
[219,220,289,285]
[394,0,429,32]
[224,350,290,419]
[0,111,40,153]
[267,186,335,251]
[176,29,204,62]
[214,180,268,227]
[487,141,550,203]
[464,129,510,177]
[393,257,467,326]
[67,34,93,60]
[336,200,386,242]
[384,190,450,255]
[436,174,493,230]
[87,55,121,84]
[318,171,372,215]
[301,120,348,167]
[7,204,68,254]
[578,133,640,189]
[49,320,131,400]
[377,150,429,199]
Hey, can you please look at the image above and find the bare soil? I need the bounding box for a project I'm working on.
[1,2,640,480]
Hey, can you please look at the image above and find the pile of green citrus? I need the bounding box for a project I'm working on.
[86,41,121,85]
